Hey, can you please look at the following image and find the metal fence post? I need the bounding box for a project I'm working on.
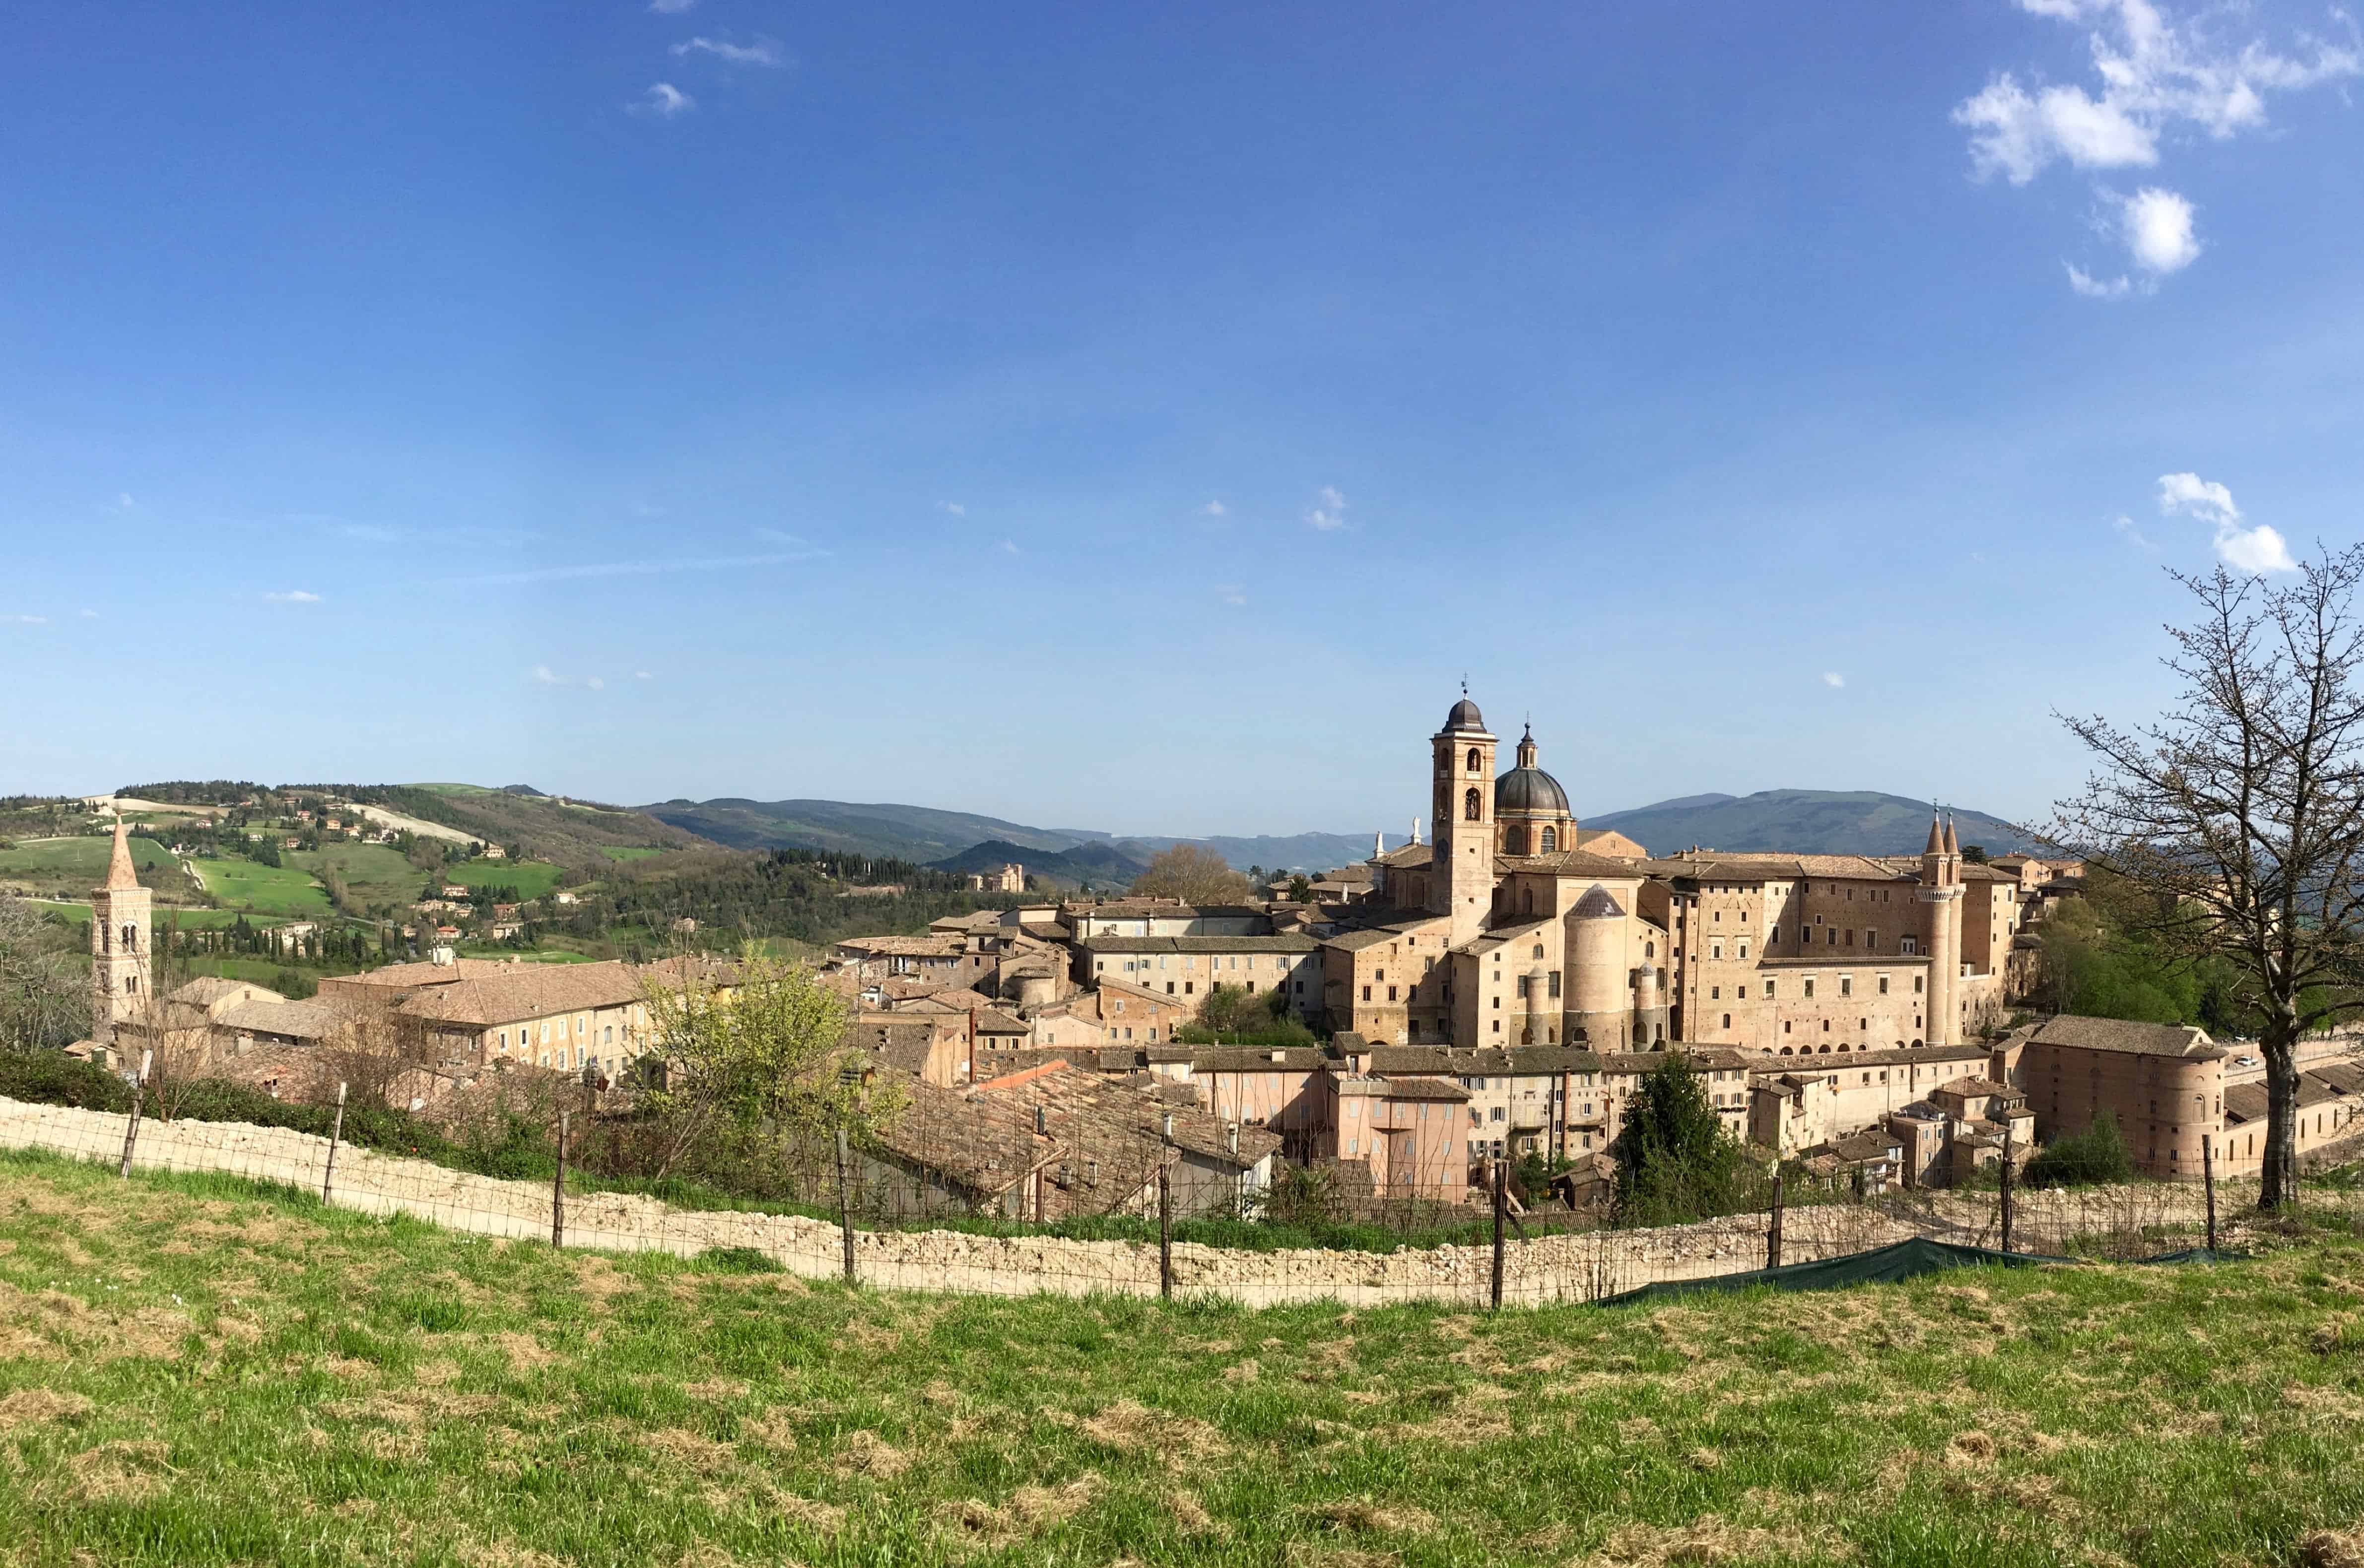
[117,1049,152,1178]
[1999,1123,2015,1254]
[551,1111,568,1248]
[2203,1132,2219,1252]
[835,1126,856,1285]
[322,1081,348,1203]
[1489,1160,1507,1311]
[1158,1112,1174,1301]
[1767,1167,1785,1270]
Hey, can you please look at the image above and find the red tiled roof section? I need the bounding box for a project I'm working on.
[392,960,645,1027]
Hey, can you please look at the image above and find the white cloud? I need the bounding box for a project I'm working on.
[2157,470,2297,574]
[1821,671,1846,689]
[1200,499,1227,517]
[670,36,785,66]
[997,539,1020,555]
[1217,584,1247,606]
[2112,513,2154,548]
[116,492,135,510]
[2117,186,2200,272]
[635,670,653,681]
[588,676,606,691]
[2065,262,2133,298]
[632,82,695,118]
[530,665,562,685]
[1958,0,2360,186]
[649,0,695,11]
[78,608,99,619]
[941,502,966,517]
[1,614,47,626]
[752,526,809,545]
[1304,486,1348,531]
[263,590,322,604]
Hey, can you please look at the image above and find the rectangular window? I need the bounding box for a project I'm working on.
[1549,970,1561,999]
[1362,985,1371,1001]
[1763,980,1775,998]
[1878,976,1890,994]
[1840,977,1852,996]
[1804,979,1816,998]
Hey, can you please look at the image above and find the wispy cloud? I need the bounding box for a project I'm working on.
[78,609,99,619]
[997,539,1020,555]
[263,590,323,604]
[2157,470,2296,574]
[631,82,696,118]
[1821,671,1846,689]
[941,502,966,518]
[1956,0,2359,289]
[752,526,810,545]
[1200,499,1228,518]
[1,614,47,626]
[2112,513,2154,549]
[116,492,135,510]
[461,549,825,587]
[588,677,606,691]
[1304,486,1348,531]
[531,665,562,686]
[649,0,695,11]
[670,36,785,66]
[336,522,402,544]
[635,670,654,681]
[1217,584,1247,606]
[2065,262,2132,298]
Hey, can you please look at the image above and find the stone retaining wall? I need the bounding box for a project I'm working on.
[0,1095,1932,1307]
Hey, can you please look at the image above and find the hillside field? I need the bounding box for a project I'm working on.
[438,859,567,899]
[0,836,183,901]
[190,856,333,916]
[290,842,429,915]
[6,1151,2364,1566]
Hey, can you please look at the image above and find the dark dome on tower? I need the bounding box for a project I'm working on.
[1495,765,1571,816]
[1443,696,1486,732]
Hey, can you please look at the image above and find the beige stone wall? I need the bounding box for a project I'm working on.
[0,1094,1923,1307]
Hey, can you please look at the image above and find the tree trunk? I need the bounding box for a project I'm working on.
[2259,1028,2301,1212]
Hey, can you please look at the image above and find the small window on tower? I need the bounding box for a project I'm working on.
[1464,787,1482,821]
[1466,747,1483,774]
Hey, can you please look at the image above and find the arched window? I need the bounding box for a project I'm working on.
[1532,943,1544,959]
[1539,826,1557,852]
[1466,747,1482,774]
[1505,825,1528,855]
[122,923,137,951]
[1645,941,1655,958]
[1463,786,1482,822]
[1780,1046,1792,1056]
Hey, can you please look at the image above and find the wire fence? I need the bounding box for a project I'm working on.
[4,1092,2348,1308]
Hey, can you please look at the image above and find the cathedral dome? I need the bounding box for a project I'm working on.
[1443,696,1486,732]
[1495,765,1571,817]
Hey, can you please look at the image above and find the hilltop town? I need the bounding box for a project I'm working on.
[54,691,2364,1224]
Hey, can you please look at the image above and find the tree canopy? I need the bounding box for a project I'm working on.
[1608,1053,1749,1227]
[1129,845,1254,905]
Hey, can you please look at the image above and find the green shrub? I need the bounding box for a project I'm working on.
[2025,1111,2135,1188]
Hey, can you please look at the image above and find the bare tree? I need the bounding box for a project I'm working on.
[1129,844,1253,906]
[2051,548,2364,1210]
[315,997,435,1110]
[0,897,89,1050]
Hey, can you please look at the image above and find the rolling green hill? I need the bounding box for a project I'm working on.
[337,785,703,871]
[1584,790,2034,858]
[926,838,1150,890]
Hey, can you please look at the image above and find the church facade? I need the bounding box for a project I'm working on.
[1325,693,2013,1059]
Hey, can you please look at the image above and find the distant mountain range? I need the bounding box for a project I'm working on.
[636,797,1376,881]
[632,788,2031,883]
[1584,790,2034,858]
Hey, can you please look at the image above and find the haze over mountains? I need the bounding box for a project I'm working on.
[635,788,2037,881]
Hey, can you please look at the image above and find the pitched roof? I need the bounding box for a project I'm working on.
[100,821,140,892]
[978,1061,1283,1170]
[2028,1015,2222,1059]
[1189,1046,1330,1072]
[171,977,270,1008]
[1373,843,1433,869]
[1493,849,1648,877]
[868,1074,1057,1198]
[333,957,517,990]
[1365,1045,1608,1077]
[2224,1082,2270,1123]
[1080,934,1318,954]
[392,961,645,1027]
[1347,1074,1469,1102]
[215,999,344,1041]
[833,933,966,957]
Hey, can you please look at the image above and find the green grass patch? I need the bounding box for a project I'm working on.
[441,859,566,899]
[601,845,666,862]
[190,855,332,915]
[21,901,279,930]
[288,841,428,914]
[4,1150,2364,1566]
[0,835,178,878]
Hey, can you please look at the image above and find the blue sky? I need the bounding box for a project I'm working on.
[3,0,2360,838]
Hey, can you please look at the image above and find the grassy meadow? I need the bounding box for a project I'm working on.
[601,845,666,862]
[6,1149,2364,1567]
[0,837,184,903]
[17,900,278,931]
[290,841,430,913]
[190,856,333,916]
[440,859,567,900]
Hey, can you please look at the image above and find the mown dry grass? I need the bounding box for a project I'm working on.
[4,1145,2364,1565]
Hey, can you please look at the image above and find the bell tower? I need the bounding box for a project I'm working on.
[1917,811,1962,1046]
[89,818,153,1047]
[1429,688,1498,948]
